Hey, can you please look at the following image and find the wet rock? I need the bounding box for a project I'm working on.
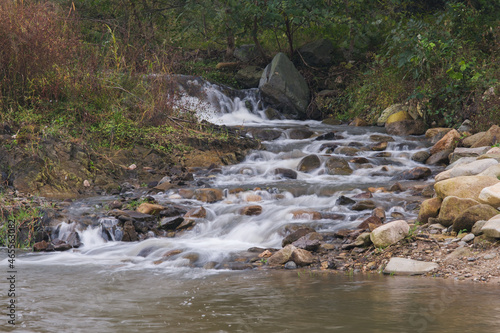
[336,195,355,206]
[383,258,438,275]
[284,261,297,269]
[315,132,337,141]
[319,142,338,153]
[334,146,360,156]
[33,240,48,252]
[292,232,323,251]
[250,129,282,141]
[245,194,262,202]
[160,205,188,218]
[350,157,370,164]
[435,176,500,201]
[370,141,388,151]
[178,189,195,199]
[394,167,431,181]
[291,248,314,266]
[426,148,453,165]
[185,206,207,219]
[370,134,395,143]
[452,204,500,232]
[119,210,156,223]
[268,244,296,266]
[437,196,479,227]
[194,188,223,203]
[430,129,460,155]
[370,220,409,248]
[353,192,373,199]
[375,152,392,158]
[290,209,322,220]
[289,128,314,139]
[357,216,383,231]
[390,183,403,192]
[274,168,298,179]
[481,216,500,238]
[297,154,321,173]
[52,240,72,251]
[385,119,426,136]
[282,227,315,247]
[479,182,500,208]
[325,157,352,175]
[352,200,376,211]
[176,218,196,230]
[66,231,82,248]
[239,205,263,216]
[417,197,442,225]
[122,220,139,242]
[372,207,386,222]
[425,128,451,142]
[471,125,500,148]
[137,203,165,215]
[411,151,431,163]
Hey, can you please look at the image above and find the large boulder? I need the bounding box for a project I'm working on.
[417,197,442,225]
[434,176,499,201]
[325,156,353,175]
[235,66,263,88]
[471,125,500,148]
[259,53,310,119]
[430,129,460,155]
[437,196,479,227]
[370,220,409,248]
[452,204,500,232]
[297,39,334,67]
[194,188,224,203]
[434,158,498,182]
[481,215,500,238]
[385,119,426,136]
[478,182,500,208]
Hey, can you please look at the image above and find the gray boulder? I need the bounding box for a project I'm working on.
[259,53,310,119]
[235,66,263,88]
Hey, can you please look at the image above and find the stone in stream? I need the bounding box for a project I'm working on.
[383,258,438,275]
[268,245,296,266]
[357,216,383,231]
[315,132,337,141]
[336,195,356,206]
[239,205,263,216]
[274,168,298,179]
[411,151,431,163]
[33,240,49,252]
[282,227,315,247]
[194,188,224,203]
[136,202,165,215]
[185,206,207,219]
[452,204,499,232]
[159,216,184,230]
[372,207,386,222]
[249,128,282,141]
[425,148,453,165]
[292,232,323,251]
[334,146,360,156]
[66,231,82,248]
[121,220,139,242]
[430,129,460,155]
[291,248,314,266]
[325,157,353,175]
[370,141,388,151]
[52,239,72,251]
[370,134,395,142]
[370,220,409,248]
[284,261,297,269]
[352,200,376,211]
[289,128,314,139]
[319,143,338,153]
[297,154,321,173]
[393,167,431,181]
[290,209,322,220]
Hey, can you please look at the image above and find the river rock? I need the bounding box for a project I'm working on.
[357,216,383,231]
[268,244,296,266]
[336,195,355,205]
[290,209,322,220]
[385,119,426,136]
[373,207,386,221]
[259,52,310,119]
[370,141,388,151]
[434,176,500,201]
[471,220,487,236]
[394,167,431,181]
[292,232,323,251]
[462,131,486,147]
[448,147,492,164]
[478,182,500,208]
[411,151,431,163]
[325,157,353,175]
[297,38,334,67]
[370,220,409,248]
[417,197,442,224]
[481,215,500,238]
[284,261,297,269]
[425,128,452,143]
[185,206,207,219]
[430,129,460,155]
[478,164,500,178]
[176,218,196,230]
[235,66,263,88]
[426,148,453,165]
[437,196,479,227]
[239,205,263,216]
[136,203,165,215]
[383,257,438,275]
[471,125,500,148]
[274,168,298,179]
[352,200,376,211]
[291,248,314,266]
[435,158,498,182]
[334,146,360,156]
[452,204,500,232]
[159,216,184,230]
[289,128,314,139]
[282,227,315,247]
[121,220,138,242]
[33,240,49,252]
[315,132,337,141]
[194,188,223,203]
[319,143,338,153]
[250,128,282,141]
[297,154,321,172]
[349,117,368,126]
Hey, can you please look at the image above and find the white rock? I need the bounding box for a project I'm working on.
[461,233,475,242]
[370,220,409,248]
[479,164,500,178]
[128,164,137,170]
[478,183,500,208]
[383,257,439,275]
[83,180,90,187]
[436,158,498,182]
[481,215,500,238]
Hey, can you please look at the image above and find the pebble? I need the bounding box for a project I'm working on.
[284,261,297,269]
[467,257,476,262]
[457,241,467,247]
[461,233,475,242]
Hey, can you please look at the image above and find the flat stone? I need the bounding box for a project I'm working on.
[435,158,498,182]
[383,258,438,275]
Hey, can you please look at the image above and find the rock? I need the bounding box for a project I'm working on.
[481,215,500,238]
[334,146,360,156]
[52,240,72,251]
[411,151,431,163]
[355,232,372,247]
[377,104,408,126]
[235,66,263,88]
[357,216,383,231]
[297,154,321,172]
[349,117,368,126]
[430,129,460,155]
[478,182,500,208]
[265,107,282,120]
[452,204,500,232]
[194,188,223,203]
[289,128,314,139]
[322,117,342,125]
[176,218,196,230]
[245,194,262,202]
[435,176,500,201]
[250,128,282,141]
[425,128,452,143]
[33,240,48,252]
[462,131,486,147]
[350,157,370,164]
[259,53,310,119]
[457,119,472,133]
[435,158,498,182]
[478,164,500,178]
[297,38,334,67]
[448,147,492,164]
[462,233,475,242]
[121,220,138,242]
[394,167,431,181]
[159,216,184,230]
[268,244,296,266]
[437,196,479,227]
[185,206,207,219]
[290,209,322,220]
[386,110,411,124]
[370,141,388,151]
[282,228,315,247]
[426,148,453,165]
[336,195,355,205]
[284,261,297,269]
[239,205,263,216]
[291,248,314,266]
[315,132,337,141]
[234,44,260,62]
[370,220,410,248]
[385,119,426,136]
[325,157,352,175]
[471,125,500,148]
[292,232,323,251]
[136,203,165,215]
[417,197,442,225]
[66,231,82,248]
[372,207,386,222]
[471,220,487,236]
[352,200,376,211]
[274,168,298,179]
[383,257,438,275]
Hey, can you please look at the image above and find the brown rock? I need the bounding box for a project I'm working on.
[370,141,388,151]
[352,200,376,211]
[274,168,298,179]
[417,197,442,225]
[162,249,183,258]
[297,154,321,172]
[357,216,383,231]
[292,232,323,251]
[434,176,500,201]
[137,203,165,215]
[349,117,368,126]
[425,128,452,143]
[325,156,353,175]
[178,189,195,199]
[394,167,431,180]
[239,205,263,216]
[430,129,460,155]
[122,220,138,242]
[471,125,500,148]
[385,119,426,136]
[372,207,386,222]
[437,196,479,227]
[268,245,296,266]
[291,248,314,266]
[426,148,454,165]
[185,206,207,219]
[452,204,500,232]
[282,227,315,247]
[194,188,223,203]
[33,240,48,252]
[290,209,322,220]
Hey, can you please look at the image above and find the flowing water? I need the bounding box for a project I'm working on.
[2,82,500,332]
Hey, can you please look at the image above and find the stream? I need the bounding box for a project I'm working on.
[2,81,500,332]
